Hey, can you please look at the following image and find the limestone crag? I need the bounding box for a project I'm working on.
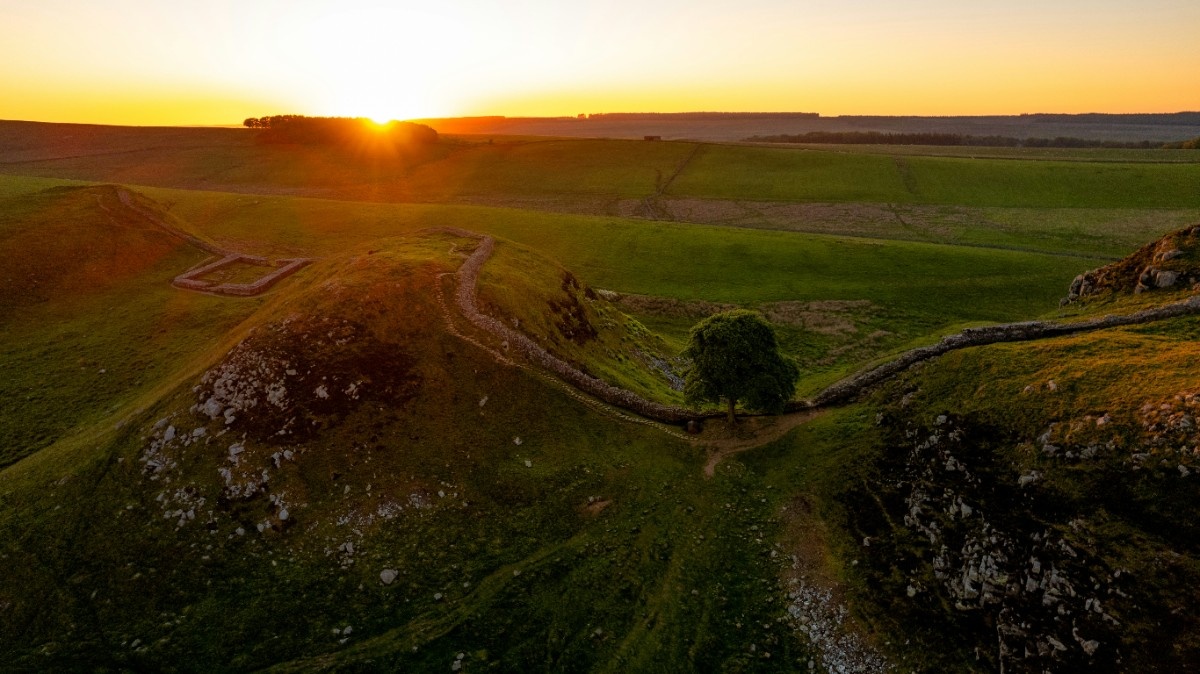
[1065,224,1200,303]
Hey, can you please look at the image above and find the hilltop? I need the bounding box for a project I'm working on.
[0,206,807,670]
[2,121,1200,672]
[413,112,1200,143]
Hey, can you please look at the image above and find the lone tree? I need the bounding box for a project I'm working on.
[682,310,799,423]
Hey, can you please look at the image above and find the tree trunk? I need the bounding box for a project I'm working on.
[726,397,737,424]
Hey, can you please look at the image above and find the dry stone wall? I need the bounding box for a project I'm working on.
[116,188,311,297]
[443,226,1200,424]
[447,230,699,423]
[809,295,1200,407]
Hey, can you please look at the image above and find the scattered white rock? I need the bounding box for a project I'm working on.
[513,436,522,446]
[380,569,397,585]
[315,385,329,399]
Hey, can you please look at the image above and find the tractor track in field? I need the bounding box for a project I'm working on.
[639,142,703,220]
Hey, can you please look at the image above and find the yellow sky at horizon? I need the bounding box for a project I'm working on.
[1,0,1197,126]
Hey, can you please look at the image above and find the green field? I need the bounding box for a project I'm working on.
[2,123,1200,672]
[668,144,1200,207]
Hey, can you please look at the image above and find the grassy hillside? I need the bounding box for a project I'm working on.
[6,122,1200,213]
[0,185,263,469]
[5,122,1198,267]
[3,122,1200,672]
[0,176,1103,398]
[126,182,1101,392]
[724,252,1200,672]
[668,145,1200,208]
[0,230,801,671]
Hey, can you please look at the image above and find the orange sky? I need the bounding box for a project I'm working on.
[1,0,1197,125]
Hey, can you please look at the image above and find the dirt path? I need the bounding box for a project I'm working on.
[701,408,826,477]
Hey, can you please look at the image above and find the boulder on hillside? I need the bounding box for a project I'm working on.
[1064,224,1200,304]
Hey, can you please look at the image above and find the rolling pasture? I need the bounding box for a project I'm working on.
[2,123,1195,454]
[3,121,1200,671]
[2,123,1191,427]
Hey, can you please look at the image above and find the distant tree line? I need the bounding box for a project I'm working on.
[745,131,1200,149]
[586,112,820,121]
[1017,112,1200,126]
[243,115,438,146]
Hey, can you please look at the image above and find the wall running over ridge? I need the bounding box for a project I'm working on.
[445,228,1200,424]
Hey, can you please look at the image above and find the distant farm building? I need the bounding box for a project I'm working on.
[644,135,662,141]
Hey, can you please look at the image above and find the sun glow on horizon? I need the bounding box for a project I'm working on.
[0,1,1198,126]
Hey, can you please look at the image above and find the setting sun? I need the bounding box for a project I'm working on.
[1,0,1197,126]
[5,0,1200,670]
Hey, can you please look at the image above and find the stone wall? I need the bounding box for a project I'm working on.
[447,231,700,423]
[118,188,311,297]
[809,295,1200,407]
[446,227,1200,423]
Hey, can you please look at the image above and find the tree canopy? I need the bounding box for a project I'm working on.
[242,115,438,147]
[682,310,799,423]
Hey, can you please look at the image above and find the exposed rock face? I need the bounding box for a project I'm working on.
[192,315,420,443]
[845,406,1200,673]
[1064,224,1200,303]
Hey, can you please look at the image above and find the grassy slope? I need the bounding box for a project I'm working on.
[763,142,1200,162]
[0,232,797,672]
[5,127,1196,265]
[0,176,1098,397]
[129,184,1090,316]
[0,185,264,468]
[668,144,1200,208]
[477,241,685,404]
[132,183,1098,392]
[721,289,1200,672]
[3,127,1200,671]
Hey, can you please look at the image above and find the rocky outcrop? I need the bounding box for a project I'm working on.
[847,414,1134,672]
[1064,224,1200,303]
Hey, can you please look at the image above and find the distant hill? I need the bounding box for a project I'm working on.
[415,112,1200,143]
